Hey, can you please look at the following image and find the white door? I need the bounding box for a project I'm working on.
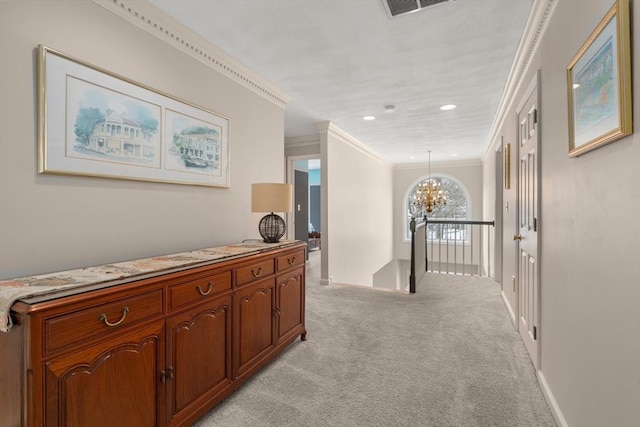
[515,75,540,368]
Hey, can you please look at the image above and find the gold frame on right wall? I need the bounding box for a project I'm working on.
[566,0,632,157]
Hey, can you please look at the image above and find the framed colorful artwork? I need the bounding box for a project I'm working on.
[566,0,632,157]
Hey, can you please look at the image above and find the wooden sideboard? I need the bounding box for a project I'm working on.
[0,242,306,427]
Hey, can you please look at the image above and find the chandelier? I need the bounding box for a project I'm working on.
[413,151,446,214]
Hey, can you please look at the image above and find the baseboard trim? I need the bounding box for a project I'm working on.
[537,370,568,427]
[501,291,517,327]
[333,282,408,294]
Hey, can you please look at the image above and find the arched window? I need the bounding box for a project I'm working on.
[404,175,471,241]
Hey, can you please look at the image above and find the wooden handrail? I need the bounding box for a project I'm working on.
[425,219,495,226]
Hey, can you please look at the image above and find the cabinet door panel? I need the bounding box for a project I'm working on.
[44,321,164,427]
[167,294,232,422]
[235,278,275,376]
[276,267,304,340]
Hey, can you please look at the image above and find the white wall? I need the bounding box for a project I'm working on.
[0,1,286,279]
[539,1,640,425]
[320,123,394,286]
[394,161,483,261]
[484,1,640,425]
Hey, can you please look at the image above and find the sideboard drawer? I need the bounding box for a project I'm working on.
[169,270,232,310]
[235,259,275,287]
[276,250,305,272]
[45,289,164,354]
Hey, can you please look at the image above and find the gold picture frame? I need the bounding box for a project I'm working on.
[566,0,632,157]
[37,45,230,187]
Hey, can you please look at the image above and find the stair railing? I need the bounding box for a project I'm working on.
[424,219,495,277]
[408,217,426,294]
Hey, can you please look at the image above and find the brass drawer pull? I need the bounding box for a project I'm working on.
[196,282,214,296]
[287,256,296,265]
[99,307,129,327]
[251,267,263,278]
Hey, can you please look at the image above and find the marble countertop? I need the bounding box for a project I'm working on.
[0,240,300,332]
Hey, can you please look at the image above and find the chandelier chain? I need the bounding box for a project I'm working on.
[413,150,447,215]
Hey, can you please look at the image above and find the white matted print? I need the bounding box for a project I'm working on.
[165,109,224,177]
[38,45,230,187]
[66,76,162,169]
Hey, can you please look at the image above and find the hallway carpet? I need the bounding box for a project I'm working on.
[194,252,556,427]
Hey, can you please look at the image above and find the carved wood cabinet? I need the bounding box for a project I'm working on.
[0,242,306,427]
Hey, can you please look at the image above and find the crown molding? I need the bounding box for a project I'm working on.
[394,158,482,170]
[483,0,558,159]
[91,0,291,109]
[314,121,393,168]
[284,134,321,147]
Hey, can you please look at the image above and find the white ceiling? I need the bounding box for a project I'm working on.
[150,0,533,164]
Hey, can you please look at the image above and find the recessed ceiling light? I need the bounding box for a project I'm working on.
[451,153,458,157]
[440,104,457,111]
[409,156,415,159]
[363,116,376,121]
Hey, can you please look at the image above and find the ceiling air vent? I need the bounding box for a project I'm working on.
[383,0,451,18]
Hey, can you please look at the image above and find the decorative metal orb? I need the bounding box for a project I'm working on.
[258,213,286,243]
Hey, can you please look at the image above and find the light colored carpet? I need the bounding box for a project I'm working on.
[194,251,556,427]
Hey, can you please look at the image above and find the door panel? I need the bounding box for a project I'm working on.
[516,76,540,368]
[310,185,321,233]
[44,322,164,427]
[294,170,309,249]
[234,278,276,377]
[276,268,304,340]
[167,295,232,424]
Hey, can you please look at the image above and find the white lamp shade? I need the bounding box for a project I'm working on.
[251,183,292,213]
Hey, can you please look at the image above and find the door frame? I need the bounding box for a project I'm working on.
[494,137,504,285]
[286,155,320,238]
[514,70,542,368]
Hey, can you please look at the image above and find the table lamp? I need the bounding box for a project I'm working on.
[251,183,293,243]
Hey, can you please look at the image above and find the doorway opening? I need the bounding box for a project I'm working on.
[289,158,321,260]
